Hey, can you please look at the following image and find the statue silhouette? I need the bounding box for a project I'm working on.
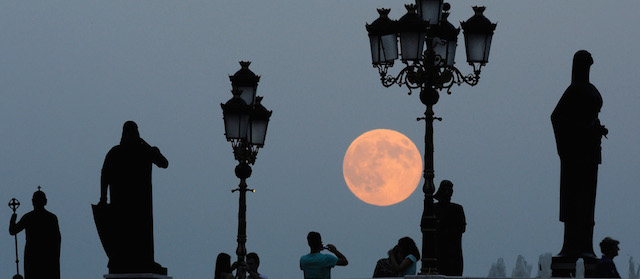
[434,180,466,276]
[9,188,61,279]
[93,121,169,275]
[551,50,607,259]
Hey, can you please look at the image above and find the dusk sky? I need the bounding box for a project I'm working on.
[2,1,639,278]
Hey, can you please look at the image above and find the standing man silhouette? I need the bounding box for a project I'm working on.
[9,188,61,279]
[551,50,607,259]
[97,121,169,274]
[434,180,466,276]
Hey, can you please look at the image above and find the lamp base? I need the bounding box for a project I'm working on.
[551,255,598,278]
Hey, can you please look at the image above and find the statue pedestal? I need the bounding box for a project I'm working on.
[104,274,172,279]
[551,256,598,277]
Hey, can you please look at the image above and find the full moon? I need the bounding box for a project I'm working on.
[343,129,422,206]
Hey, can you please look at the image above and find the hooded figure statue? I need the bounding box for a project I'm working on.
[551,50,608,258]
[94,121,169,275]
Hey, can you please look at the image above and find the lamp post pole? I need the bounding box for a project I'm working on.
[221,62,272,279]
[419,90,440,274]
[233,162,252,279]
[366,1,496,274]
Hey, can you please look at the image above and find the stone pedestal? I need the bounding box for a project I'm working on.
[103,274,172,279]
[551,256,599,278]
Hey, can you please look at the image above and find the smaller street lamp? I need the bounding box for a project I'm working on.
[220,61,272,279]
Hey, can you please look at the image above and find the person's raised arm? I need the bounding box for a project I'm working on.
[151,146,168,168]
[388,249,414,272]
[326,244,348,266]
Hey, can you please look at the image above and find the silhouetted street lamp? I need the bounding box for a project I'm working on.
[366,1,496,275]
[221,61,272,279]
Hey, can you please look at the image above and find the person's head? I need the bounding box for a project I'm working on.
[572,50,593,83]
[121,121,141,145]
[397,237,420,260]
[390,245,403,262]
[246,252,260,272]
[307,231,323,251]
[32,189,47,209]
[600,237,620,258]
[215,253,232,277]
[434,180,454,202]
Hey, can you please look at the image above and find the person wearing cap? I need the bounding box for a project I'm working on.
[9,188,61,279]
[595,237,621,278]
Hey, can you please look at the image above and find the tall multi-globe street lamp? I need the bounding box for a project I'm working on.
[366,0,496,274]
[220,61,272,279]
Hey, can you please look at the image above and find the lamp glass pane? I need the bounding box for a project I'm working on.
[400,31,425,61]
[249,119,268,146]
[417,0,442,24]
[465,33,491,63]
[369,34,398,64]
[432,37,447,65]
[224,112,249,140]
[446,40,457,66]
[369,36,382,64]
[237,86,256,105]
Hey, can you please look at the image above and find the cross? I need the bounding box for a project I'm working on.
[8,198,20,212]
[37,185,41,191]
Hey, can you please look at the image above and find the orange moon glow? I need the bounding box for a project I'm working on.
[343,129,422,206]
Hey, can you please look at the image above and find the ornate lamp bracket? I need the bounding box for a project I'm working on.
[438,65,483,94]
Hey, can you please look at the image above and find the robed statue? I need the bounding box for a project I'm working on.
[551,50,608,259]
[9,188,61,279]
[93,121,169,275]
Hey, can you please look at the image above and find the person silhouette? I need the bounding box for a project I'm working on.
[434,180,466,276]
[9,188,61,279]
[387,237,420,276]
[215,253,235,279]
[595,237,620,278]
[551,50,607,258]
[233,252,268,279]
[96,121,169,274]
[300,231,348,279]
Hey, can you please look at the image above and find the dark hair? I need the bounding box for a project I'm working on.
[215,253,232,278]
[307,231,322,249]
[246,252,260,265]
[434,180,453,201]
[398,237,420,260]
[599,237,619,254]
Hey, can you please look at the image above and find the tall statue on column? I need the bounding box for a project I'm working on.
[93,121,169,275]
[551,50,608,276]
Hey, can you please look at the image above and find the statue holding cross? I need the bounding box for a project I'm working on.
[9,186,61,279]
